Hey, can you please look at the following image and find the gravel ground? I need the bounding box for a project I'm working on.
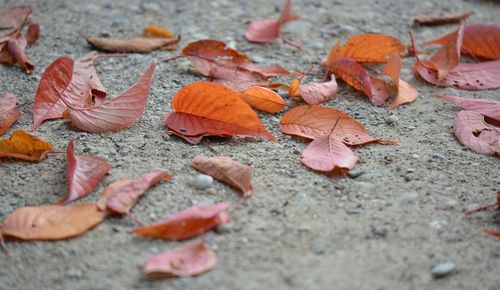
[1,0,499,289]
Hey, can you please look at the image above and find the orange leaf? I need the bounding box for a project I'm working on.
[133,203,231,240]
[414,11,473,25]
[165,81,276,143]
[326,57,372,99]
[381,54,418,109]
[0,92,20,135]
[143,25,175,39]
[240,86,285,113]
[429,22,464,79]
[191,155,253,197]
[0,130,51,161]
[323,34,405,65]
[1,204,104,240]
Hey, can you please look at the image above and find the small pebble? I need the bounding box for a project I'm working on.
[215,223,232,234]
[431,262,456,278]
[386,115,399,124]
[310,42,324,50]
[345,207,362,214]
[348,170,365,179]
[193,174,213,189]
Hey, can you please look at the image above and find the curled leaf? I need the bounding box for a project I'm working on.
[240,86,285,113]
[0,92,21,135]
[382,54,418,109]
[301,134,359,171]
[97,171,171,214]
[0,130,51,161]
[414,11,473,25]
[144,240,216,278]
[58,138,112,204]
[288,77,338,105]
[87,36,179,53]
[452,110,499,156]
[143,25,175,38]
[191,155,253,197]
[1,204,104,241]
[440,95,500,121]
[324,57,372,100]
[133,203,231,240]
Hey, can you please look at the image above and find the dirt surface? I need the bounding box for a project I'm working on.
[1,0,499,289]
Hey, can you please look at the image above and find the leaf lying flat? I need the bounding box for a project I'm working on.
[0,92,20,135]
[165,81,276,142]
[301,134,359,171]
[144,240,216,278]
[326,57,372,99]
[87,37,179,53]
[191,155,253,197]
[440,95,500,121]
[240,86,285,113]
[97,171,171,214]
[452,110,499,156]
[0,130,51,161]
[58,138,111,204]
[1,204,104,240]
[414,11,473,25]
[423,23,500,60]
[210,65,269,91]
[133,203,231,240]
[0,6,32,35]
[66,63,156,133]
[289,78,338,105]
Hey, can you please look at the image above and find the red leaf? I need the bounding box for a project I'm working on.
[133,203,231,240]
[428,22,463,79]
[440,95,500,121]
[143,240,216,277]
[301,134,359,171]
[25,23,39,45]
[191,155,253,197]
[65,63,156,133]
[97,171,171,214]
[326,57,373,100]
[6,36,33,74]
[452,110,499,156]
[209,65,269,91]
[58,138,112,204]
[0,92,20,135]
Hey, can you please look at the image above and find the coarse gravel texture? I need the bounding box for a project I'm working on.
[1,0,500,289]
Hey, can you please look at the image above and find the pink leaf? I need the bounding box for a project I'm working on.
[65,63,156,133]
[133,203,231,240]
[301,134,359,171]
[143,240,217,278]
[387,79,418,109]
[0,92,21,136]
[7,36,33,74]
[440,95,500,121]
[98,171,171,214]
[58,138,112,204]
[452,110,499,155]
[191,155,253,197]
[209,65,268,92]
[294,78,338,105]
[244,19,281,43]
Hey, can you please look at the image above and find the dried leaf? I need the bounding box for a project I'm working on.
[0,130,51,161]
[192,155,253,197]
[65,63,156,133]
[58,138,111,204]
[143,25,175,39]
[133,203,231,240]
[382,54,418,109]
[440,95,500,121]
[289,77,338,105]
[452,110,499,155]
[144,240,216,278]
[97,171,171,214]
[164,81,276,143]
[25,23,39,45]
[326,57,372,99]
[323,34,405,65]
[87,36,179,53]
[1,204,104,240]
[6,36,34,74]
[423,23,500,60]
[301,134,359,171]
[429,22,464,79]
[240,86,285,113]
[210,65,269,91]
[0,6,32,35]
[414,11,473,25]
[0,92,21,135]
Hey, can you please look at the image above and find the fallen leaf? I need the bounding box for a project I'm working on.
[323,34,405,65]
[429,22,464,79]
[209,65,269,91]
[280,105,394,145]
[133,203,231,240]
[191,155,253,197]
[381,54,418,109]
[240,86,285,113]
[1,203,104,240]
[143,25,175,38]
[452,110,499,155]
[0,130,51,161]
[244,0,301,49]
[87,36,179,53]
[483,229,500,238]
[58,137,111,204]
[423,23,500,60]
[25,23,39,45]
[32,53,107,131]
[440,95,500,121]
[0,92,21,135]
[64,63,156,133]
[0,6,32,35]
[143,240,216,278]
[288,77,338,105]
[325,57,373,99]
[164,81,276,143]
[465,190,500,215]
[301,134,359,171]
[414,11,473,25]
[97,171,171,214]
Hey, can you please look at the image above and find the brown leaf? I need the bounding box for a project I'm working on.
[192,155,253,197]
[87,36,179,53]
[0,130,51,161]
[414,11,473,25]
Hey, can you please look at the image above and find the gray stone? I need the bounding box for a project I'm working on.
[345,207,362,214]
[141,2,161,12]
[193,174,214,189]
[215,223,232,234]
[310,42,324,50]
[338,24,357,34]
[386,115,399,124]
[348,170,365,179]
[431,262,456,278]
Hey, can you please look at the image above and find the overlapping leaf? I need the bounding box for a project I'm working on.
[0,92,20,135]
[133,203,231,240]
[440,96,500,121]
[239,86,285,113]
[382,54,418,109]
[452,110,499,156]
[288,77,338,105]
[326,57,373,99]
[301,134,359,171]
[0,130,51,161]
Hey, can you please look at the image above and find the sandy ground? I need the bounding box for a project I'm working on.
[1,0,499,289]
